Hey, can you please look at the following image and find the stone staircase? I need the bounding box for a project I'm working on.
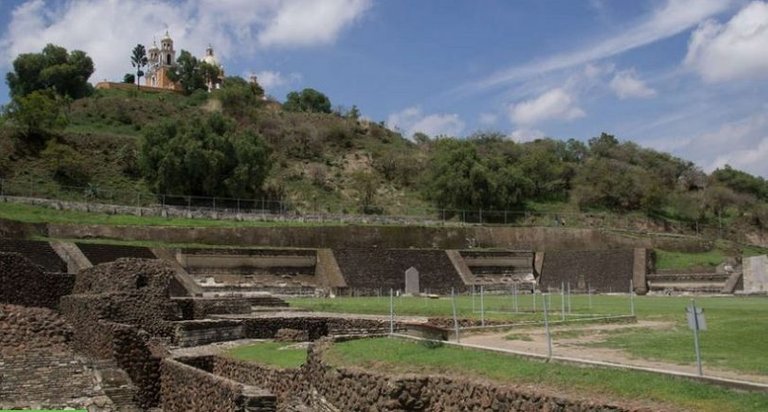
[91,359,141,412]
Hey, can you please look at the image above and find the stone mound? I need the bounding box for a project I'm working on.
[0,304,72,354]
[73,258,176,295]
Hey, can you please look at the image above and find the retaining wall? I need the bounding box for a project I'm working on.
[43,222,714,252]
[334,248,466,294]
[540,249,636,293]
[75,242,156,265]
[0,252,74,309]
[0,238,67,272]
[161,358,277,412]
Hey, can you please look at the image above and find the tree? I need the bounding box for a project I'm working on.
[130,44,148,89]
[283,88,332,113]
[139,113,272,198]
[167,50,207,95]
[3,90,68,144]
[123,73,135,84]
[212,76,264,117]
[6,44,94,99]
[423,139,531,215]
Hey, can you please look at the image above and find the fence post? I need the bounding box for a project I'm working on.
[451,288,460,342]
[561,281,565,321]
[630,279,635,316]
[480,285,485,327]
[542,291,552,359]
[389,288,394,335]
[567,282,572,314]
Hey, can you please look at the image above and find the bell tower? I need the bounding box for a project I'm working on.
[160,31,176,67]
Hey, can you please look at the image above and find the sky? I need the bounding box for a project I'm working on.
[1,0,768,176]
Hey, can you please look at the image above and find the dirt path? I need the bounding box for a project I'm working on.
[460,320,768,384]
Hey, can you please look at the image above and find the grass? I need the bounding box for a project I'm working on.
[654,248,726,270]
[224,341,307,368]
[288,294,768,375]
[0,201,345,228]
[326,337,768,412]
[504,332,533,341]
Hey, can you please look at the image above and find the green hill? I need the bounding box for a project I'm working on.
[2,82,768,244]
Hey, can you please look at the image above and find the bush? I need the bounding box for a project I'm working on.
[40,140,90,186]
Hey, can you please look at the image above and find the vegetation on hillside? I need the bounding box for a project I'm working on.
[2,43,768,236]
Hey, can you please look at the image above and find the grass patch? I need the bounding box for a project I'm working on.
[224,341,307,368]
[504,332,533,341]
[654,249,726,271]
[326,337,768,412]
[0,202,346,228]
[288,295,768,375]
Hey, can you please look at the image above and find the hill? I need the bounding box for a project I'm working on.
[2,83,768,245]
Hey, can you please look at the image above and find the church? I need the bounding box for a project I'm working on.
[144,31,224,92]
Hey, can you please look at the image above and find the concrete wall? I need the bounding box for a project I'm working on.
[743,255,768,293]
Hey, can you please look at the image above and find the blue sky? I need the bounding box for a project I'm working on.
[2,0,768,176]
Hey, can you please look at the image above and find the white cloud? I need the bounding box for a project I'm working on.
[257,0,371,47]
[0,0,370,85]
[252,70,301,91]
[509,88,585,125]
[664,111,768,176]
[684,1,768,83]
[456,0,735,94]
[509,128,545,143]
[609,69,657,99]
[387,106,465,138]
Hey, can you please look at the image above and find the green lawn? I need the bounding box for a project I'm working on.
[288,295,768,375]
[223,341,307,368]
[0,201,344,228]
[327,337,768,412]
[654,249,726,270]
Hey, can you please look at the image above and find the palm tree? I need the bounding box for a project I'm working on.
[130,44,148,89]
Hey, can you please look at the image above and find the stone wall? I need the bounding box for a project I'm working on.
[67,259,182,337]
[161,357,276,412]
[0,304,111,410]
[302,338,658,411]
[0,238,66,272]
[169,338,664,411]
[44,221,714,252]
[212,357,308,407]
[0,252,75,309]
[334,248,466,294]
[172,317,397,347]
[111,323,164,409]
[75,242,156,265]
[540,249,635,293]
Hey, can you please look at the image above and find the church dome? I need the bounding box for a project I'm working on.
[201,45,221,67]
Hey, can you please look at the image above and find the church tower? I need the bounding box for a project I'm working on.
[145,31,180,90]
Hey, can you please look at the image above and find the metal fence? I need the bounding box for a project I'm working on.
[0,177,746,241]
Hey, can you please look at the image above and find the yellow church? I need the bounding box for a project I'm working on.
[144,31,224,91]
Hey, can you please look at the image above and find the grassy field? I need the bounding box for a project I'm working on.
[326,337,768,412]
[224,341,307,368]
[288,294,768,375]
